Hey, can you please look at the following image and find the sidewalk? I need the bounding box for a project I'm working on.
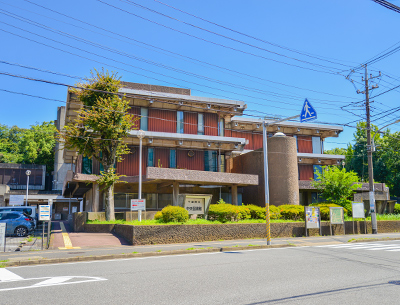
[2,228,400,267]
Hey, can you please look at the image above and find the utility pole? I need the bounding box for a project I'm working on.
[360,64,380,234]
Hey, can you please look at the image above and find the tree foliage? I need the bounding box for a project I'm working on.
[59,69,135,220]
[311,166,361,207]
[0,122,56,173]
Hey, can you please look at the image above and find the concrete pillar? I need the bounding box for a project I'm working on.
[231,185,238,205]
[173,181,179,206]
[92,183,100,212]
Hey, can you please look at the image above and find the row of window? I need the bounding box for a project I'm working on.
[139,108,225,136]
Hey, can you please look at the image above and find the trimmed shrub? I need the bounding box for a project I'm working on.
[242,204,281,220]
[238,206,251,220]
[269,205,281,220]
[159,206,189,223]
[154,211,162,221]
[310,203,348,221]
[279,205,304,221]
[208,203,240,222]
[394,203,400,215]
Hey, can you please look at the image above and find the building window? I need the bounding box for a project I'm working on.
[313,165,322,180]
[82,156,92,174]
[177,111,184,133]
[148,148,154,167]
[170,149,176,168]
[140,107,148,131]
[204,151,218,172]
[218,118,224,136]
[312,136,322,154]
[198,113,204,135]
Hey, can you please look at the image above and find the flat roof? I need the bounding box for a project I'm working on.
[231,116,344,131]
[119,88,246,109]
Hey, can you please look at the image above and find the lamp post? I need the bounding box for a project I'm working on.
[369,118,400,234]
[25,170,31,206]
[137,130,145,222]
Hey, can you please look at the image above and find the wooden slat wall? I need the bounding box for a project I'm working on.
[154,148,170,168]
[116,146,148,176]
[297,136,313,153]
[184,112,197,134]
[148,109,176,133]
[204,113,218,136]
[128,106,141,130]
[298,164,314,181]
[177,149,204,171]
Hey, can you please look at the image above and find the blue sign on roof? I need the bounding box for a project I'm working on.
[300,99,317,122]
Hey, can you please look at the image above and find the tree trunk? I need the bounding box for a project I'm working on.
[105,183,115,221]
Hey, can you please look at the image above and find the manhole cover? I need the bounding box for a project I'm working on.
[389,281,400,285]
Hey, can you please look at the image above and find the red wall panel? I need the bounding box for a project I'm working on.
[231,130,253,150]
[252,133,263,150]
[148,109,176,133]
[177,149,204,171]
[116,146,148,176]
[299,164,313,181]
[128,106,140,130]
[184,112,197,134]
[154,148,170,168]
[297,136,313,153]
[204,113,218,136]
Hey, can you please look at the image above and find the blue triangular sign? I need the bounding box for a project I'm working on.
[300,98,317,122]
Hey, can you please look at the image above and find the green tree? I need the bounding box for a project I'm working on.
[324,147,347,155]
[59,69,134,221]
[311,166,361,207]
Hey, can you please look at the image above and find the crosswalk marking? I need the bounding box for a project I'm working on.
[316,242,400,252]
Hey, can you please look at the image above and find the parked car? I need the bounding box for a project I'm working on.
[0,206,37,226]
[0,211,35,237]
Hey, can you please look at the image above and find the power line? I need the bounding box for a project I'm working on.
[372,0,400,13]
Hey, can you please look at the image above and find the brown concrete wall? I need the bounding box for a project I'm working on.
[268,135,299,206]
[81,221,400,245]
[72,212,87,232]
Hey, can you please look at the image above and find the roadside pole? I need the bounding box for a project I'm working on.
[263,114,300,245]
[47,199,53,249]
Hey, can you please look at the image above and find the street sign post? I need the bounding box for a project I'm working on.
[300,99,317,122]
[0,223,6,252]
[39,205,51,221]
[329,207,345,236]
[131,199,146,212]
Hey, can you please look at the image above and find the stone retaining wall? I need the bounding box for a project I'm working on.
[82,220,400,245]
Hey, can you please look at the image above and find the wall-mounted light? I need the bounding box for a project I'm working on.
[234,122,238,127]
[179,101,183,106]
[335,130,338,135]
[234,143,239,149]
[178,140,183,145]
[277,126,281,130]
[207,142,211,147]
[297,128,301,132]
[299,158,302,162]
[148,138,153,144]
[207,104,211,109]
[149,99,154,104]
[316,130,320,134]
[256,124,261,129]
[318,159,321,163]
[337,160,340,164]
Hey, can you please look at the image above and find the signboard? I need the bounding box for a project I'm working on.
[184,198,205,214]
[352,202,365,219]
[130,199,146,211]
[72,206,78,213]
[0,223,5,252]
[369,192,375,212]
[330,207,344,224]
[9,195,24,206]
[63,207,69,212]
[300,98,317,122]
[305,206,320,229]
[39,205,51,221]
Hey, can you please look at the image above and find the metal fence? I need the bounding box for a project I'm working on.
[2,221,51,252]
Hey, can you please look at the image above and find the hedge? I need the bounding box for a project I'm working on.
[279,205,304,221]
[159,206,189,223]
[208,203,240,222]
[394,204,400,215]
[311,203,348,220]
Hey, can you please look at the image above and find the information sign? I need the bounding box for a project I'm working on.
[330,207,344,224]
[305,206,320,229]
[0,223,5,252]
[300,99,317,122]
[130,199,146,211]
[352,202,365,219]
[184,197,205,214]
[39,205,51,221]
[72,206,78,213]
[9,195,24,206]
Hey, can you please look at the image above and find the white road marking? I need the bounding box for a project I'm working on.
[32,276,73,286]
[0,269,23,281]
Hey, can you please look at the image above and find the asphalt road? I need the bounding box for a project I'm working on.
[1,240,400,304]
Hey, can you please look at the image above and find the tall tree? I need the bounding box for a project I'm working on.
[60,69,134,220]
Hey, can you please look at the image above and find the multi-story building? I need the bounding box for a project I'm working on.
[62,82,259,212]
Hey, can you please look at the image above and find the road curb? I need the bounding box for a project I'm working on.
[2,243,295,267]
[348,237,400,243]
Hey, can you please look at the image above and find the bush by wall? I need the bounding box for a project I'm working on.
[238,206,251,220]
[159,206,189,223]
[394,203,400,215]
[154,211,162,221]
[311,203,348,220]
[279,205,304,221]
[208,203,240,222]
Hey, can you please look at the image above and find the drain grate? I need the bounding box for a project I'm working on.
[388,281,400,285]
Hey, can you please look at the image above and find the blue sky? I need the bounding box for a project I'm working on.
[1,0,400,150]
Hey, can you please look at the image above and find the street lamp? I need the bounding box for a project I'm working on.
[25,170,31,206]
[368,118,400,234]
[137,130,145,222]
